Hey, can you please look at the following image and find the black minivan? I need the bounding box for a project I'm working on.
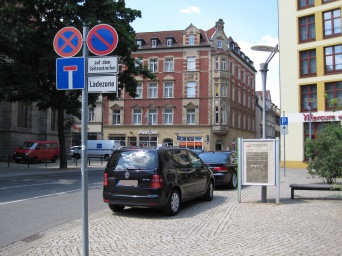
[103,147,215,216]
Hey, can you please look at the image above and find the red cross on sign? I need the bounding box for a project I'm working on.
[53,27,83,58]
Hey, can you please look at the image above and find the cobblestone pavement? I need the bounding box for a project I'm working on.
[0,167,341,256]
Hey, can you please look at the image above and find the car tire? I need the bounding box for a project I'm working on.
[163,189,180,216]
[75,154,81,159]
[31,156,38,164]
[109,204,125,212]
[203,180,214,201]
[228,172,238,189]
[51,156,57,163]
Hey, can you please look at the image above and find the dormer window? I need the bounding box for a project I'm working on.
[217,40,222,48]
[151,39,157,48]
[136,41,142,48]
[189,34,195,45]
[167,38,172,47]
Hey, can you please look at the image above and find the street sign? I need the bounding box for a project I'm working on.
[280,117,288,125]
[86,24,118,56]
[88,75,117,93]
[88,56,118,74]
[281,125,288,135]
[56,57,85,90]
[53,27,83,58]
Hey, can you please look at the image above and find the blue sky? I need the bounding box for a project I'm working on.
[124,0,280,106]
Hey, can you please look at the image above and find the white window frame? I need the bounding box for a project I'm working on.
[148,83,158,98]
[164,58,174,72]
[221,107,227,124]
[151,39,157,48]
[221,84,227,97]
[136,41,142,48]
[167,39,172,47]
[215,57,219,70]
[187,56,196,71]
[221,57,226,70]
[164,109,173,124]
[187,109,195,124]
[88,107,95,122]
[148,109,157,125]
[186,81,196,98]
[217,40,222,48]
[164,82,173,98]
[149,58,158,72]
[136,83,142,99]
[189,34,195,45]
[133,109,142,124]
[112,109,120,125]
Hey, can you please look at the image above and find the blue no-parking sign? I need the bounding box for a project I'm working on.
[86,24,118,56]
[56,57,85,90]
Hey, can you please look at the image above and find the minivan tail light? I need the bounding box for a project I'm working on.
[151,174,163,189]
[103,172,108,186]
[213,166,229,173]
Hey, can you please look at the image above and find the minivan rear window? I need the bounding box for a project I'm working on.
[108,150,158,170]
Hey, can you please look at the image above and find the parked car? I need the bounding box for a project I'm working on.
[13,140,60,163]
[199,151,238,189]
[70,146,81,157]
[103,147,215,216]
[191,149,204,155]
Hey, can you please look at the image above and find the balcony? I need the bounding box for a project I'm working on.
[212,124,229,135]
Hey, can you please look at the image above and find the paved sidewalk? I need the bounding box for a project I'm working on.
[0,166,341,255]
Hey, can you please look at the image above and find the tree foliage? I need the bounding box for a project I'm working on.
[305,123,342,184]
[0,0,155,168]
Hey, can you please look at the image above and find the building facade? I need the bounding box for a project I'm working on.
[279,0,342,168]
[0,101,59,160]
[96,19,257,151]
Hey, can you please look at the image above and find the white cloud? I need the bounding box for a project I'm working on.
[180,6,201,14]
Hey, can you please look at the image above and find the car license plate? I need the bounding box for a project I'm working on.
[118,180,138,186]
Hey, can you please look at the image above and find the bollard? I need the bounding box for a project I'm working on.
[8,155,11,168]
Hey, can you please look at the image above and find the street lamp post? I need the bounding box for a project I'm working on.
[251,44,279,202]
[145,113,151,147]
[305,98,316,162]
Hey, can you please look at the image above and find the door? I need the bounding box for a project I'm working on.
[172,149,197,197]
[188,151,207,194]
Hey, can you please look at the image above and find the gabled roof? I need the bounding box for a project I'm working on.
[135,29,209,48]
[256,90,272,101]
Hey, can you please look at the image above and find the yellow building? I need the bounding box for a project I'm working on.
[279,0,342,168]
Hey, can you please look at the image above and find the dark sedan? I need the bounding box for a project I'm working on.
[199,151,238,189]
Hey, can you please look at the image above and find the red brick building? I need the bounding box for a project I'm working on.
[103,19,257,151]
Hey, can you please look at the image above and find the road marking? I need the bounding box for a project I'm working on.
[0,182,56,190]
[0,185,102,206]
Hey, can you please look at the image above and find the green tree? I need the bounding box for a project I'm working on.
[305,123,342,184]
[0,0,154,168]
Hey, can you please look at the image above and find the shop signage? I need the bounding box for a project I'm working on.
[303,113,342,122]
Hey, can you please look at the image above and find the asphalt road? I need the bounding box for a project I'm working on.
[0,169,106,248]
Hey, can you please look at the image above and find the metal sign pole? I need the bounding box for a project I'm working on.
[283,111,286,177]
[81,25,89,256]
